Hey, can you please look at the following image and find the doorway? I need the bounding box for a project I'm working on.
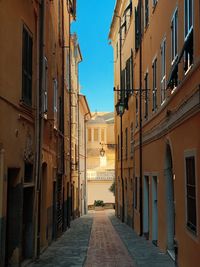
[39,163,47,251]
[143,175,149,239]
[22,186,34,260]
[152,176,158,246]
[124,178,128,223]
[5,168,22,266]
[165,144,175,259]
[117,177,120,218]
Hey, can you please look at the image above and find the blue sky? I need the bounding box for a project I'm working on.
[72,1,116,112]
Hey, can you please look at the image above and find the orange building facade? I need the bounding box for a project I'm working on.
[109,0,200,266]
[0,1,85,266]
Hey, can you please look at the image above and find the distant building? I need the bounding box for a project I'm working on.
[86,112,115,207]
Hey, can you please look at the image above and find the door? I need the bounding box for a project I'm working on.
[22,187,34,260]
[143,175,149,239]
[165,144,175,259]
[152,176,158,245]
[5,168,22,266]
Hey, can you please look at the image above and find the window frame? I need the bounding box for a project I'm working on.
[161,38,166,104]
[134,177,138,209]
[184,0,193,40]
[43,57,48,116]
[184,150,198,236]
[22,25,33,106]
[152,57,157,112]
[144,70,149,119]
[130,122,134,159]
[145,0,149,28]
[53,78,58,129]
[125,127,128,160]
[171,8,178,65]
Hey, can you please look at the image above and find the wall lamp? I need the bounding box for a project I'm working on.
[99,142,116,157]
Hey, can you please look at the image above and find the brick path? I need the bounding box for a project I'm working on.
[84,211,135,267]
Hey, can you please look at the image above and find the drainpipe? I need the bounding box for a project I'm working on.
[34,0,45,258]
[0,148,4,220]
[77,94,80,217]
[61,0,66,231]
[117,14,124,223]
[84,112,90,214]
[139,0,143,236]
[67,1,72,223]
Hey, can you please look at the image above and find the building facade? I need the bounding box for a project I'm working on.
[109,0,200,266]
[0,1,88,266]
[78,95,91,215]
[87,112,115,207]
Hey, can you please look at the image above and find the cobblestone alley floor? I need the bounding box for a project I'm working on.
[28,210,175,267]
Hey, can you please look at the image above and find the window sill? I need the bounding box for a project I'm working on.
[19,100,34,118]
[184,64,193,76]
[43,113,48,120]
[152,2,158,13]
[19,100,32,110]
[171,55,178,66]
[186,226,198,242]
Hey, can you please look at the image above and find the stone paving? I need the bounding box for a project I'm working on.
[28,214,93,267]
[108,210,176,267]
[28,210,176,267]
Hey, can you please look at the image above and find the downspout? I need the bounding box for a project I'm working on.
[139,0,143,236]
[0,148,4,220]
[67,1,72,222]
[77,93,80,217]
[84,112,90,215]
[61,0,66,231]
[34,0,45,258]
[118,14,124,223]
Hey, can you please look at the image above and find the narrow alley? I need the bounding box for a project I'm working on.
[28,210,175,267]
[1,0,200,267]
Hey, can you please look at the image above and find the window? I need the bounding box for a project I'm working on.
[22,26,33,106]
[125,128,128,160]
[88,128,92,142]
[43,57,48,115]
[66,51,70,90]
[118,135,120,160]
[185,156,197,234]
[122,0,132,41]
[53,79,58,128]
[134,177,138,209]
[130,122,134,159]
[145,0,149,27]
[144,72,149,119]
[135,5,140,50]
[152,58,157,112]
[161,39,166,103]
[136,93,139,128]
[101,129,105,142]
[185,0,193,39]
[94,128,98,142]
[171,9,178,64]
[152,0,158,7]
[116,42,118,59]
[125,53,134,100]
[184,0,193,74]
[126,59,130,97]
[24,163,33,183]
